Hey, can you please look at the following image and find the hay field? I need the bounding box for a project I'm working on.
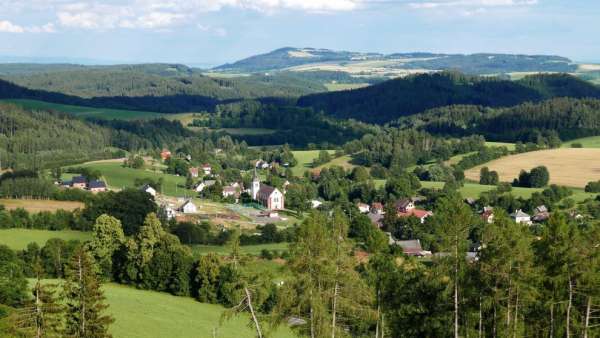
[465,148,600,188]
[0,199,84,212]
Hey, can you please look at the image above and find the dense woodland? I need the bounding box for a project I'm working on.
[298,72,600,124]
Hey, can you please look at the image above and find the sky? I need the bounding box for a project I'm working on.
[0,0,599,67]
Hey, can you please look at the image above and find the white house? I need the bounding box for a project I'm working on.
[179,200,198,214]
[251,168,284,210]
[510,209,532,225]
[311,200,323,209]
[357,203,370,213]
[140,184,157,197]
[201,164,212,175]
[195,180,216,193]
[222,186,239,198]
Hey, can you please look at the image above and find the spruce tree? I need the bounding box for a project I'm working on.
[62,248,113,338]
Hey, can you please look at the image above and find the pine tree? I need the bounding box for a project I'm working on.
[11,264,63,338]
[62,248,114,338]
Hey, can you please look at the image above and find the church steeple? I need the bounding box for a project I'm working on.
[251,166,260,200]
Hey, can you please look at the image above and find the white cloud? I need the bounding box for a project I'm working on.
[0,20,24,33]
[409,0,538,9]
[197,24,228,37]
[0,19,56,33]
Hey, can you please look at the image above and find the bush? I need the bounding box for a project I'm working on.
[570,143,583,148]
[585,180,600,193]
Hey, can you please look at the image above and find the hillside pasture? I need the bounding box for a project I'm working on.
[485,141,516,151]
[29,281,296,338]
[0,199,84,213]
[66,161,193,197]
[290,150,335,176]
[192,242,289,256]
[464,148,600,188]
[562,136,600,148]
[0,99,162,120]
[0,229,92,250]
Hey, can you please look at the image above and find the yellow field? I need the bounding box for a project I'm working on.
[465,148,600,188]
[0,199,84,213]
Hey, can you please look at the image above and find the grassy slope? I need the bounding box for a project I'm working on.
[290,150,335,176]
[29,281,296,338]
[1,99,162,120]
[562,136,600,148]
[0,229,92,250]
[69,161,194,197]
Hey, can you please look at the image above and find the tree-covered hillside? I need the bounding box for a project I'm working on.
[298,72,600,124]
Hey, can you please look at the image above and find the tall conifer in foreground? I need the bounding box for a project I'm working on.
[63,248,113,338]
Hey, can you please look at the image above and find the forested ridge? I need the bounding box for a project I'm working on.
[298,72,600,124]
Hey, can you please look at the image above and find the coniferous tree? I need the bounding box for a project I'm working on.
[62,248,113,338]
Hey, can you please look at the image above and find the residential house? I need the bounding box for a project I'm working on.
[481,206,494,224]
[140,184,157,197]
[160,149,172,161]
[251,168,284,210]
[179,200,197,214]
[222,186,239,199]
[88,180,107,193]
[201,164,212,175]
[395,198,432,224]
[310,200,323,209]
[195,180,216,193]
[510,209,532,225]
[368,212,384,228]
[189,167,199,178]
[371,202,384,215]
[396,239,432,257]
[532,205,550,222]
[357,203,370,213]
[71,176,87,189]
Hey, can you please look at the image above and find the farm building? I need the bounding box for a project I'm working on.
[179,200,197,214]
[71,176,87,189]
[88,180,107,193]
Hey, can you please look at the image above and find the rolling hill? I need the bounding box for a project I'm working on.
[215,47,578,75]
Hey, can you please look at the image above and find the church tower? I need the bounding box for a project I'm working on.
[251,167,260,200]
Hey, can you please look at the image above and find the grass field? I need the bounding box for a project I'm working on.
[67,161,193,197]
[0,229,92,250]
[219,128,278,136]
[192,243,289,256]
[314,155,355,172]
[290,150,335,176]
[562,136,600,148]
[465,148,600,188]
[485,141,516,151]
[0,199,84,212]
[1,99,162,120]
[30,280,296,338]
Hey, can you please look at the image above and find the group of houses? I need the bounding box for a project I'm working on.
[357,198,433,229]
[478,205,551,226]
[63,176,107,193]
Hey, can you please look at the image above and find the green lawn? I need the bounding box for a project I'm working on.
[67,161,194,197]
[192,243,289,256]
[562,136,600,148]
[290,150,335,176]
[1,99,162,120]
[0,229,92,250]
[30,281,296,338]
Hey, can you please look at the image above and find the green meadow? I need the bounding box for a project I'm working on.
[67,161,194,197]
[290,150,336,176]
[562,135,600,148]
[192,242,289,256]
[0,99,162,120]
[0,229,92,250]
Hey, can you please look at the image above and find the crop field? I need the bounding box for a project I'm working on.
[0,99,162,120]
[465,148,600,188]
[290,150,335,176]
[0,229,92,250]
[192,242,289,256]
[29,280,296,338]
[67,161,194,197]
[562,136,600,148]
[0,199,84,212]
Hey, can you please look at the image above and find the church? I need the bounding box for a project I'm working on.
[251,169,284,210]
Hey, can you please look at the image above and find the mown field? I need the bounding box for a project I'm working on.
[192,242,289,256]
[29,280,296,338]
[562,136,600,148]
[0,229,92,250]
[465,148,600,188]
[290,150,335,176]
[66,161,193,197]
[0,99,162,120]
[0,199,84,212]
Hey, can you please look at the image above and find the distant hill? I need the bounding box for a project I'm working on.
[297,72,600,124]
[214,47,578,75]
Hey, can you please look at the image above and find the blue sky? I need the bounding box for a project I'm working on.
[0,0,598,67]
